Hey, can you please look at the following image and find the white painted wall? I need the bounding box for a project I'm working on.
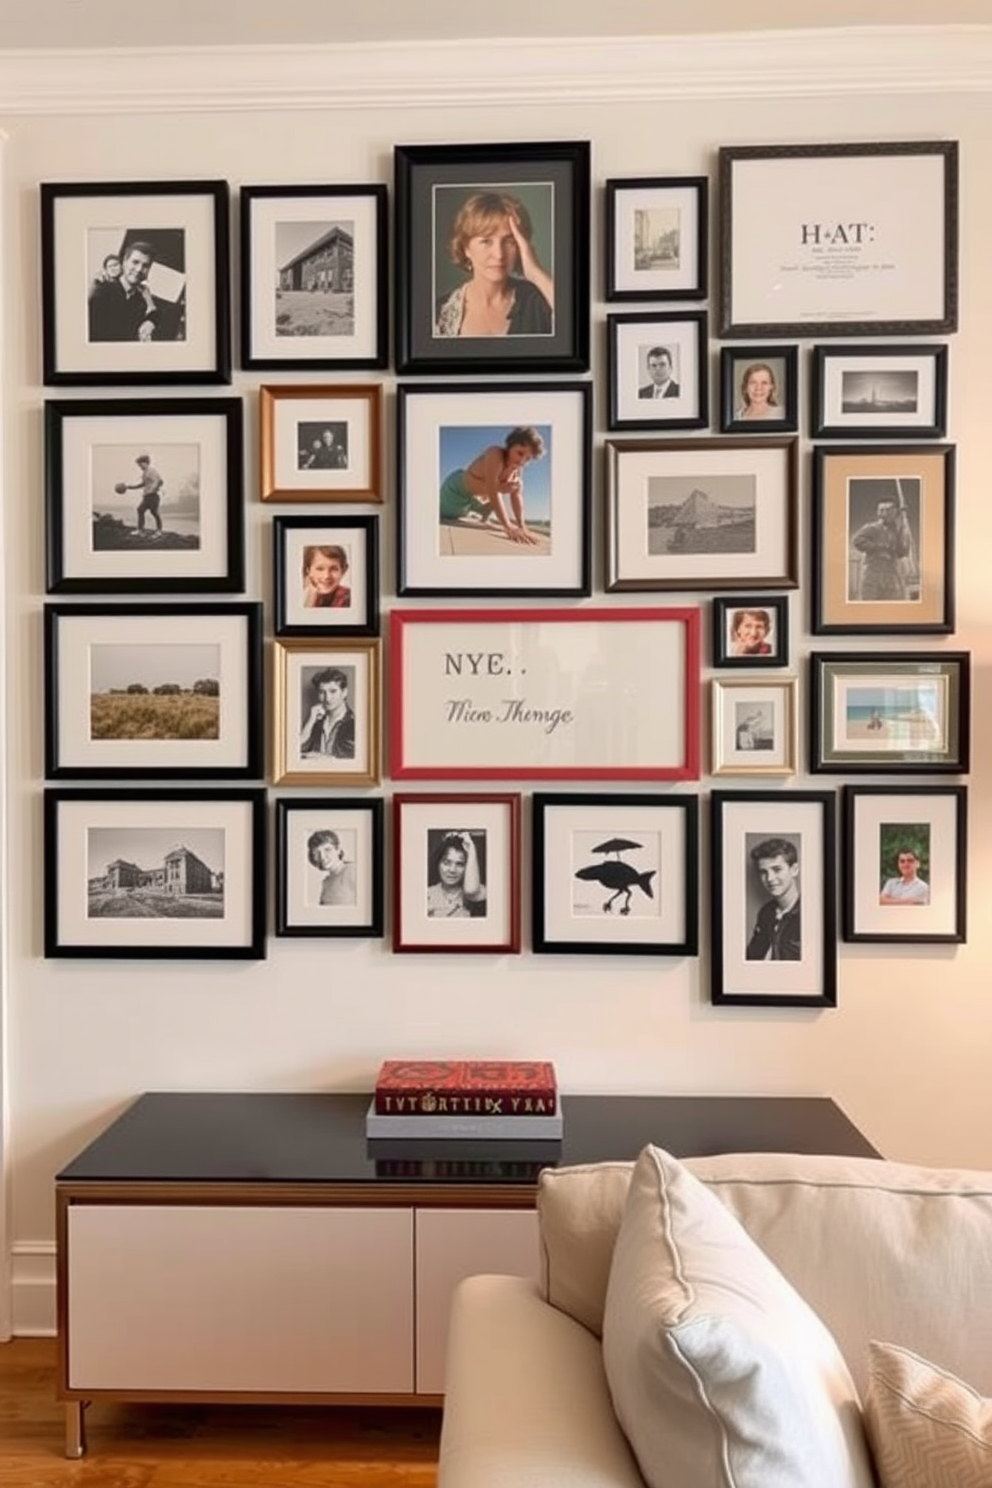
[2,25,992,1334]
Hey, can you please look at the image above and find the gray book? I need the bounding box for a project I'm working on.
[365,1100,563,1141]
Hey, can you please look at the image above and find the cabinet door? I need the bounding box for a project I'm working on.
[414,1207,538,1394]
[67,1204,414,1393]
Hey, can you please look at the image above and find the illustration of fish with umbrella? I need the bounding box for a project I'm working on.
[574,836,656,916]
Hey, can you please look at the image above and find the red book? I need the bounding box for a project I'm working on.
[374,1059,558,1117]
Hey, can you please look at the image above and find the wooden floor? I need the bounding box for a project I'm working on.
[1,1338,441,1487]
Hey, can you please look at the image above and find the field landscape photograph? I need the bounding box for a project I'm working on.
[89,641,221,742]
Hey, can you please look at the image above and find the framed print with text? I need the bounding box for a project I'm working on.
[272,638,381,787]
[389,607,700,782]
[607,311,708,431]
[532,793,698,956]
[397,381,591,597]
[843,785,966,944]
[41,179,231,386]
[392,793,521,954]
[719,142,958,338]
[273,515,379,637]
[711,677,797,778]
[605,176,708,302]
[810,651,970,774]
[811,344,948,439]
[44,787,266,959]
[711,790,837,1008]
[45,601,262,781]
[394,140,590,375]
[812,444,954,635]
[712,595,789,669]
[275,797,384,939]
[240,183,387,370]
[45,397,244,594]
[260,383,382,503]
[606,437,798,592]
[720,345,799,434]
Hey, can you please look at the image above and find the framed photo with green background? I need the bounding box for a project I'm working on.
[394,140,590,374]
[810,652,970,774]
[812,444,955,635]
[843,785,967,944]
[604,176,708,302]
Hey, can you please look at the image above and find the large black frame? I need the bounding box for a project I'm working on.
[275,796,385,939]
[394,140,590,375]
[842,784,967,945]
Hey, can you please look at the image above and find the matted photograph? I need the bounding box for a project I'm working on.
[240,183,387,370]
[720,346,799,434]
[711,677,797,777]
[811,344,948,439]
[532,793,698,956]
[812,444,954,635]
[810,651,970,774]
[273,515,379,637]
[605,176,708,302]
[712,595,789,668]
[41,179,230,385]
[607,311,708,431]
[276,797,384,938]
[45,397,244,594]
[259,383,382,502]
[392,793,521,953]
[394,140,590,374]
[843,785,966,943]
[397,381,591,596]
[44,787,266,959]
[45,602,262,780]
[711,790,837,1007]
[605,437,798,592]
[272,638,381,787]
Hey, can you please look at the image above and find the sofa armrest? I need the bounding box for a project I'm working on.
[438,1274,644,1488]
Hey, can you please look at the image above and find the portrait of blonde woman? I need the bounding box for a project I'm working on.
[434,188,555,340]
[721,348,797,433]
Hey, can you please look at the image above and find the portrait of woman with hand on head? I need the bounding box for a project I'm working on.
[435,190,554,339]
[426,830,487,918]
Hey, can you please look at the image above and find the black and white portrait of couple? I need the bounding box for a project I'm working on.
[87,229,187,344]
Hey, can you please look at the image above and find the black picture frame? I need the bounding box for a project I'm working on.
[810,343,948,440]
[532,792,699,956]
[712,595,790,668]
[811,444,955,636]
[842,784,967,944]
[239,183,388,371]
[720,345,799,434]
[275,796,385,939]
[809,651,970,775]
[44,787,267,959]
[273,515,379,637]
[604,175,708,302]
[45,397,245,595]
[607,311,708,432]
[396,381,592,597]
[394,140,590,375]
[711,789,837,1008]
[41,179,231,386]
[45,601,263,781]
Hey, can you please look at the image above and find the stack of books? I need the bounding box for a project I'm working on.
[366,1059,562,1141]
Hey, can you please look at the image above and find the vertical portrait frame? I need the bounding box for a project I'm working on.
[607,311,709,432]
[710,677,797,778]
[712,595,790,669]
[272,638,381,788]
[843,785,966,944]
[273,514,379,638]
[604,175,708,302]
[720,345,799,434]
[275,796,385,939]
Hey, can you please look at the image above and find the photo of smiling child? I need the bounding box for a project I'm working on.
[302,544,351,610]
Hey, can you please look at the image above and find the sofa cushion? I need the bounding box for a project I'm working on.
[538,1160,633,1337]
[602,1145,875,1488]
[865,1340,992,1487]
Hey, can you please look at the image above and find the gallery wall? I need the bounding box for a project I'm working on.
[2,25,992,1334]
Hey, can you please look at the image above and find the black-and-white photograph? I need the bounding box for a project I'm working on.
[811,345,948,440]
[605,176,708,303]
[296,421,349,471]
[570,830,661,919]
[87,825,224,919]
[843,369,918,414]
[607,311,708,431]
[426,828,488,919]
[735,703,775,752]
[847,477,921,604]
[273,639,380,788]
[305,825,358,908]
[298,665,356,762]
[87,229,187,344]
[648,475,756,557]
[276,798,384,938]
[90,441,201,552]
[744,831,802,962]
[638,342,681,401]
[274,218,355,340]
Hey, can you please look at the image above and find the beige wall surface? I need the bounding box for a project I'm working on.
[2,25,992,1333]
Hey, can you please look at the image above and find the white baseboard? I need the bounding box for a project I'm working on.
[12,1242,56,1336]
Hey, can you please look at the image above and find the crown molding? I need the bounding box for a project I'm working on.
[1,26,991,115]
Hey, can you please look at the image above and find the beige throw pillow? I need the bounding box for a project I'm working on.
[865,1340,992,1487]
[602,1144,875,1488]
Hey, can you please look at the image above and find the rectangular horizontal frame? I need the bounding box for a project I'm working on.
[259,383,383,503]
[842,784,966,943]
[275,796,384,938]
[272,637,382,787]
[810,651,970,774]
[389,607,700,781]
[811,343,948,439]
[605,175,708,302]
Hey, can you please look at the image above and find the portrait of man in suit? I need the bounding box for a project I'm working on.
[638,345,680,400]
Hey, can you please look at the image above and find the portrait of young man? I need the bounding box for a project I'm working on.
[745,834,801,961]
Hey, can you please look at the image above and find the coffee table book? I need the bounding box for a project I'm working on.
[373,1058,558,1116]
[365,1100,563,1141]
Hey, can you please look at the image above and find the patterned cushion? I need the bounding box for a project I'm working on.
[865,1340,992,1487]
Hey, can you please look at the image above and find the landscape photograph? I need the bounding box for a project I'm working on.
[89,641,221,741]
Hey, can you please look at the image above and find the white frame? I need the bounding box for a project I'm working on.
[845,786,966,943]
[260,384,382,503]
[711,677,797,777]
[272,638,381,788]
[393,794,520,954]
[276,798,383,937]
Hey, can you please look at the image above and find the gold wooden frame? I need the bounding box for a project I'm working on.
[272,638,381,787]
[259,383,383,503]
[711,676,797,778]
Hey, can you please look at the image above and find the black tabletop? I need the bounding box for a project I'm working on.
[57,1091,880,1186]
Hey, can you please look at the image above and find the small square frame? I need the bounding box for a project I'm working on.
[720,345,799,434]
[604,176,708,302]
[843,785,966,944]
[711,790,837,1008]
[810,651,970,774]
[712,595,789,669]
[273,515,379,637]
[811,344,948,440]
[275,796,384,938]
[532,792,699,956]
[240,183,387,370]
[711,677,797,778]
[272,638,381,787]
[607,311,708,432]
[392,793,521,954]
[260,384,383,503]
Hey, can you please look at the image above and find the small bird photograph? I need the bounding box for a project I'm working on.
[572,834,660,917]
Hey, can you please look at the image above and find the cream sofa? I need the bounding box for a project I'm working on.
[438,1147,992,1488]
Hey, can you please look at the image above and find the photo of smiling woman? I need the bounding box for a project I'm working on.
[433,186,555,339]
[426,828,488,918]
